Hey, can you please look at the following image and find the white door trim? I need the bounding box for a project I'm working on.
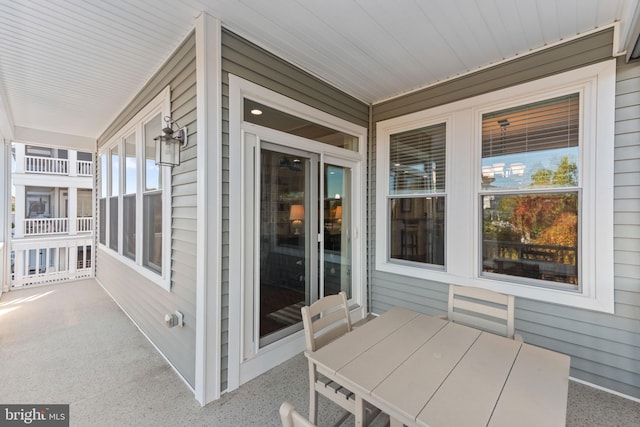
[227,75,367,391]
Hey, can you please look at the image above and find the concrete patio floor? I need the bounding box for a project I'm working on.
[1,279,638,426]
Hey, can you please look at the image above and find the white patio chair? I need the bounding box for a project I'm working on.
[279,401,315,427]
[446,284,523,341]
[301,291,380,426]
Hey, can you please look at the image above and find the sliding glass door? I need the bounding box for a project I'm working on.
[245,137,357,349]
[258,144,318,346]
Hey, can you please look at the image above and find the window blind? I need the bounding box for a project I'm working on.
[482,93,579,158]
[389,122,446,194]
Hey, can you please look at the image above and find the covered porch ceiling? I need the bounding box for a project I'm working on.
[0,0,639,141]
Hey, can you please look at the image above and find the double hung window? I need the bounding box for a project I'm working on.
[388,122,446,266]
[376,61,615,312]
[480,94,580,287]
[98,87,171,289]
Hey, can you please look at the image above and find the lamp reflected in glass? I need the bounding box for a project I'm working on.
[290,204,304,235]
[334,205,342,224]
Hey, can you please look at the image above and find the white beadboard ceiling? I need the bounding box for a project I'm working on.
[0,0,638,139]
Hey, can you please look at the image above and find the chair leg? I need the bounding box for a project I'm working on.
[308,361,318,424]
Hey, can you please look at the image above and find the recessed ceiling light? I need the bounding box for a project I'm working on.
[250,109,263,115]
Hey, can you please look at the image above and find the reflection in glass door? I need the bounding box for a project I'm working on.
[323,164,352,299]
[254,143,357,350]
[258,146,317,347]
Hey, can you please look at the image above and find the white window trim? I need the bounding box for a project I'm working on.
[98,86,172,290]
[376,60,615,313]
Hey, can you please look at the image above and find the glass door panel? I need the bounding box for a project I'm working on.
[258,146,317,347]
[323,164,352,299]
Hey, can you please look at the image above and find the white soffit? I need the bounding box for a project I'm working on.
[0,0,636,139]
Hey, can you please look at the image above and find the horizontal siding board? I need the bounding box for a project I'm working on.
[615,263,640,279]
[613,145,640,161]
[615,237,640,252]
[615,198,640,211]
[172,194,197,208]
[616,91,640,109]
[615,276,640,292]
[615,118,640,135]
[172,250,197,269]
[615,172,640,186]
[614,186,640,199]
[614,250,640,265]
[172,181,197,198]
[517,309,639,348]
[171,62,197,96]
[614,225,640,238]
[616,289,640,307]
[616,105,640,122]
[615,76,640,96]
[172,79,197,111]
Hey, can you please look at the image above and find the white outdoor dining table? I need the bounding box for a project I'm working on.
[305,307,570,427]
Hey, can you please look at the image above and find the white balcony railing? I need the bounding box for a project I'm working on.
[77,160,93,176]
[77,217,93,233]
[25,155,69,175]
[11,236,93,288]
[24,218,68,235]
[23,217,94,236]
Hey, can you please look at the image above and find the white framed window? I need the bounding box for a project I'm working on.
[98,87,172,290]
[376,60,615,312]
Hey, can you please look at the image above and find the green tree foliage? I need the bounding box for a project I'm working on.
[552,157,578,186]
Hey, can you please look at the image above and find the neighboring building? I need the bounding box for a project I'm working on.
[10,143,94,288]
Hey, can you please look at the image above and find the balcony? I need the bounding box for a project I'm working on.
[10,236,92,288]
[25,156,93,176]
[14,144,94,179]
[24,155,93,176]
[22,217,93,236]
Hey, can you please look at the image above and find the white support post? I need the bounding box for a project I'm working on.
[195,11,222,406]
[14,184,25,238]
[68,187,77,235]
[14,249,24,282]
[1,140,9,292]
[14,143,24,173]
[68,149,77,177]
[68,243,77,278]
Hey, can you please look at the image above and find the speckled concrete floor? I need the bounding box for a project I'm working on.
[1,280,638,426]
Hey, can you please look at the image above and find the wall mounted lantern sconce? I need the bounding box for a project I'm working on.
[154,116,187,167]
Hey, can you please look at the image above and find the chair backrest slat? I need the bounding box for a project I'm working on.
[301,291,351,352]
[448,284,516,339]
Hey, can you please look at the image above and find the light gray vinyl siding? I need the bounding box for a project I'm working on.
[220,28,369,391]
[369,28,640,399]
[96,32,197,386]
